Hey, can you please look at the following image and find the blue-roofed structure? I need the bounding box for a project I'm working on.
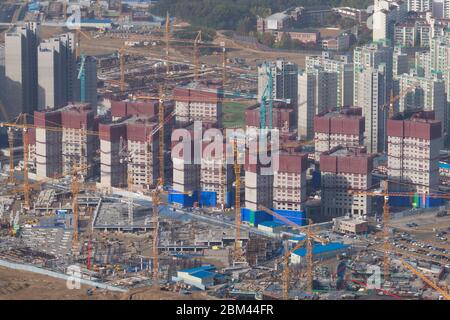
[291,243,350,264]
[178,265,216,274]
[172,265,217,290]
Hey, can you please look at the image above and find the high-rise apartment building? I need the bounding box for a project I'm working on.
[353,43,393,107]
[200,142,234,208]
[272,152,308,212]
[320,146,374,218]
[174,83,223,127]
[99,121,128,189]
[33,103,97,179]
[37,33,76,110]
[372,0,407,43]
[387,115,442,193]
[257,59,298,106]
[74,56,97,108]
[305,53,354,108]
[298,67,338,140]
[357,64,388,153]
[314,108,365,161]
[3,22,39,118]
[398,71,447,133]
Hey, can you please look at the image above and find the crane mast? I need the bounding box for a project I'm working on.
[165,12,170,75]
[158,86,165,187]
[8,128,14,184]
[22,114,30,210]
[233,139,245,264]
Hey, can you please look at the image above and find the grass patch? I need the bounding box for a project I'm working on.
[222,102,249,128]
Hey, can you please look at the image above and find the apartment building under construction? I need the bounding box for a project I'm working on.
[314,107,364,161]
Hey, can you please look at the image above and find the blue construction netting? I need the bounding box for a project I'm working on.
[312,170,321,188]
[168,191,199,207]
[200,191,217,207]
[273,209,306,227]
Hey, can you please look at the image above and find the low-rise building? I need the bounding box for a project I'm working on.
[333,216,369,234]
[291,242,350,264]
[172,265,216,290]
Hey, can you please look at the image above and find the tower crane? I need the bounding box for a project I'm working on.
[221,42,227,87]
[399,258,450,300]
[193,31,202,82]
[348,182,450,282]
[78,54,87,103]
[232,138,245,265]
[258,205,329,295]
[2,114,31,209]
[7,126,15,184]
[165,12,170,75]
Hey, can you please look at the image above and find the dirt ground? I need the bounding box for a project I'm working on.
[0,266,124,300]
[0,266,213,300]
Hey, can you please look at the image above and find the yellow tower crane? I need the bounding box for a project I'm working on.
[400,259,450,300]
[349,183,450,282]
[7,127,15,184]
[165,12,170,75]
[22,114,30,210]
[232,138,245,264]
[258,205,329,296]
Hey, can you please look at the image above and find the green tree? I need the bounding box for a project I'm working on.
[277,32,292,49]
[261,32,275,47]
[236,17,254,35]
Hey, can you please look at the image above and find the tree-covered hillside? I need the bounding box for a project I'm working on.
[151,0,371,31]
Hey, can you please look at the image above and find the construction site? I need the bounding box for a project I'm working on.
[0,1,449,301]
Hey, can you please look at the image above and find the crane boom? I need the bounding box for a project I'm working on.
[258,205,328,294]
[400,259,450,300]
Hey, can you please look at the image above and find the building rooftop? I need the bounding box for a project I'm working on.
[293,242,349,257]
[190,270,216,279]
[179,265,216,274]
[328,146,368,158]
